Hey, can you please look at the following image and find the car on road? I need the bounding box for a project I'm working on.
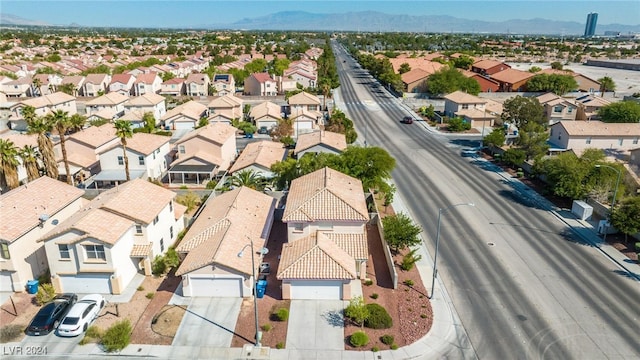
[57,294,105,337]
[26,294,78,336]
[401,116,414,124]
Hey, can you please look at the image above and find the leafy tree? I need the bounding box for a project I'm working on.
[196,117,209,129]
[419,104,435,119]
[483,128,505,148]
[447,117,471,132]
[142,112,156,133]
[501,96,545,129]
[175,191,201,212]
[271,58,291,76]
[46,53,61,62]
[381,212,422,252]
[398,63,411,74]
[161,72,175,82]
[244,59,268,74]
[270,118,293,143]
[344,296,369,328]
[597,76,616,95]
[528,66,542,73]
[452,55,474,70]
[534,151,605,199]
[0,139,20,190]
[526,74,578,95]
[114,120,133,181]
[270,157,298,190]
[19,145,40,182]
[516,122,549,161]
[501,148,526,167]
[426,66,480,96]
[550,61,563,70]
[338,146,396,191]
[325,109,357,144]
[598,101,640,123]
[609,197,640,244]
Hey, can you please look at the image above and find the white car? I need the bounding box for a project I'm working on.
[57,294,105,337]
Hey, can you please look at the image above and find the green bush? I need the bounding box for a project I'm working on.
[400,248,422,271]
[381,334,394,345]
[275,308,289,321]
[447,116,471,132]
[145,292,155,299]
[155,130,172,136]
[349,331,369,347]
[205,180,217,189]
[403,279,414,287]
[151,255,167,276]
[390,343,399,350]
[370,293,379,299]
[276,342,285,349]
[364,303,393,329]
[364,279,373,286]
[0,324,23,342]
[261,324,272,332]
[85,325,103,339]
[101,319,132,353]
[35,283,56,306]
[372,346,380,352]
[164,248,180,269]
[136,286,144,291]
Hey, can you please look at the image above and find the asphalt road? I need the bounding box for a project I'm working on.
[331,41,640,360]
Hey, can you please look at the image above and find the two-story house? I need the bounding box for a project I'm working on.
[211,74,235,96]
[60,75,86,97]
[443,91,495,128]
[9,92,77,131]
[168,122,237,185]
[471,59,511,76]
[108,74,135,96]
[82,74,111,97]
[491,68,535,92]
[185,73,210,97]
[277,167,369,300]
[42,179,186,294]
[2,77,33,98]
[243,72,277,96]
[59,124,119,184]
[1,177,85,292]
[161,100,208,130]
[124,93,166,123]
[549,121,640,158]
[33,74,63,96]
[175,186,275,297]
[159,78,185,96]
[288,91,321,112]
[85,92,129,120]
[294,131,347,159]
[228,140,287,178]
[536,93,578,124]
[133,72,162,96]
[575,94,612,120]
[290,108,322,137]
[207,94,243,124]
[249,101,282,131]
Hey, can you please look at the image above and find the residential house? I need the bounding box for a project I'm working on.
[387,58,445,75]
[294,131,347,159]
[548,121,640,157]
[2,77,33,98]
[229,141,287,178]
[401,68,431,93]
[575,94,612,120]
[471,59,511,76]
[161,100,207,130]
[536,93,578,124]
[133,72,162,96]
[33,74,63,96]
[185,73,210,97]
[250,101,282,131]
[108,74,135,96]
[42,179,185,294]
[212,74,235,96]
[9,92,77,131]
[277,167,369,300]
[288,91,321,112]
[244,73,278,96]
[60,75,85,97]
[282,68,316,89]
[124,93,166,122]
[278,76,298,94]
[59,124,119,184]
[159,78,185,96]
[443,91,496,128]
[168,122,237,185]
[460,69,500,93]
[491,69,535,92]
[0,177,85,292]
[83,74,111,97]
[540,68,601,93]
[207,94,243,124]
[0,64,27,79]
[291,108,322,137]
[175,186,275,297]
[85,92,128,118]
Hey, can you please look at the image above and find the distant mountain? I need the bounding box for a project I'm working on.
[0,13,50,26]
[225,11,640,35]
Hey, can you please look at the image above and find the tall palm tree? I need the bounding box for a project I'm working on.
[45,110,73,185]
[114,120,133,182]
[0,139,20,190]
[25,107,58,179]
[598,76,616,97]
[31,77,42,97]
[19,145,40,182]
[69,113,87,134]
[225,169,270,192]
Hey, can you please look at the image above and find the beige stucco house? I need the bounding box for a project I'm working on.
[83,74,111,97]
[250,101,282,131]
[294,130,347,159]
[161,100,208,130]
[244,72,278,96]
[229,140,287,178]
[536,93,578,124]
[207,94,243,123]
[549,121,640,157]
[185,73,210,97]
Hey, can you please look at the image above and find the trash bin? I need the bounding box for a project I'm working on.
[26,280,39,294]
[256,279,267,299]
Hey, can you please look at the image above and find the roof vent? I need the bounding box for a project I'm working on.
[39,214,50,222]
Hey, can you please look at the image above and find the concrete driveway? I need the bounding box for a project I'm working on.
[286,300,345,350]
[172,297,242,347]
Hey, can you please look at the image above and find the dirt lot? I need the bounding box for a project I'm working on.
[0,292,40,342]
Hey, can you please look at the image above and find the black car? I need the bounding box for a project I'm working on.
[401,116,414,124]
[26,293,77,336]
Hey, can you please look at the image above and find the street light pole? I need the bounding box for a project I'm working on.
[595,165,621,243]
[429,202,475,299]
[237,236,267,347]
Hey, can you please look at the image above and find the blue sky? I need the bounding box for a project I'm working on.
[2,1,639,28]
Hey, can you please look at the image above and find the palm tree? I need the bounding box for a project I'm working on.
[69,113,87,134]
[31,77,42,97]
[45,110,73,185]
[114,120,133,182]
[225,169,270,192]
[25,107,58,179]
[598,76,616,97]
[0,139,20,190]
[19,145,40,182]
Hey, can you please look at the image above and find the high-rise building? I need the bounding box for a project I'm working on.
[584,13,598,37]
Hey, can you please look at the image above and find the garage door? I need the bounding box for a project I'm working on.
[174,121,195,130]
[187,276,242,297]
[59,274,111,294]
[290,280,343,300]
[0,272,14,292]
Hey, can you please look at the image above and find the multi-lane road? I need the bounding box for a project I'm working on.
[332,41,640,359]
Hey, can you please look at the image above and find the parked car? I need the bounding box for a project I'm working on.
[57,294,105,337]
[257,126,269,134]
[26,294,78,336]
[401,116,414,124]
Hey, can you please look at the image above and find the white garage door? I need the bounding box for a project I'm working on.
[187,276,242,297]
[174,121,195,130]
[290,280,343,300]
[60,274,111,294]
[0,272,14,292]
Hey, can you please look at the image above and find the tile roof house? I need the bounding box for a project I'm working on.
[229,140,287,178]
[460,69,500,93]
[58,124,119,184]
[207,94,243,123]
[185,73,210,97]
[159,77,185,96]
[161,100,207,130]
[124,93,166,123]
[540,68,601,93]
[85,92,129,117]
[549,120,640,157]
[249,101,282,131]
[490,68,535,92]
[471,59,511,76]
[536,93,579,124]
[1,76,33,97]
[9,92,77,131]
[33,73,63,96]
[212,74,236,96]
[277,167,369,300]
[243,72,278,96]
[133,72,162,96]
[168,122,237,185]
[60,75,86,97]
[288,91,321,112]
[443,91,496,128]
[82,74,111,97]
[290,108,322,138]
[574,94,612,121]
[0,176,85,292]
[108,73,135,96]
[401,68,431,93]
[282,68,317,89]
[175,186,275,297]
[387,58,445,75]
[294,131,348,158]
[41,179,185,294]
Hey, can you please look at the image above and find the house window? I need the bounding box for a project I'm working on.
[558,135,562,141]
[461,104,469,110]
[0,243,10,259]
[586,137,592,144]
[293,223,304,232]
[618,139,623,146]
[135,224,143,234]
[178,145,185,154]
[153,216,159,225]
[153,152,156,160]
[553,106,563,113]
[169,201,173,212]
[567,107,573,114]
[633,138,639,145]
[160,238,165,252]
[85,245,105,260]
[170,226,174,238]
[138,155,145,165]
[58,244,70,259]
[117,156,124,165]
[318,224,334,231]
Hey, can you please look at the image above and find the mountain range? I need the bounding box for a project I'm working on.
[2,11,640,35]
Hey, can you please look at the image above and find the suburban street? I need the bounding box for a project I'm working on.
[332,41,640,359]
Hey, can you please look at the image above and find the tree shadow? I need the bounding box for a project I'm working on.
[320,309,345,328]
[497,188,546,210]
[612,269,640,280]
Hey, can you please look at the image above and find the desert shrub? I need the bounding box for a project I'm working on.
[136,286,144,291]
[391,343,399,350]
[35,283,56,306]
[381,334,394,345]
[274,308,289,321]
[400,248,422,271]
[344,296,369,327]
[145,292,155,299]
[85,325,103,339]
[403,279,414,287]
[261,324,272,332]
[421,314,428,319]
[205,180,217,189]
[349,331,369,347]
[101,319,132,353]
[364,279,373,286]
[0,324,23,342]
[151,255,167,276]
[364,303,392,329]
[370,293,379,299]
[276,342,285,349]
[372,346,379,352]
[164,248,180,269]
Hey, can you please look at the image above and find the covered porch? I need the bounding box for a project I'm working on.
[89,169,146,189]
[167,163,217,186]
